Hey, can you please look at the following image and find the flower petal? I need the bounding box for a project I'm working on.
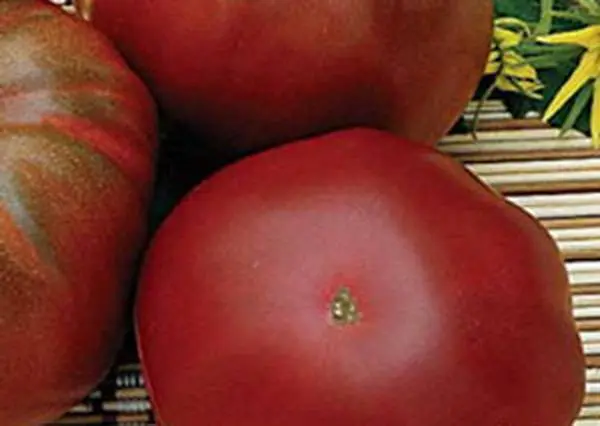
[496,76,543,99]
[503,64,540,81]
[484,51,501,75]
[488,50,501,62]
[485,61,501,75]
[537,25,600,49]
[495,26,523,49]
[543,51,599,121]
[503,53,541,80]
[496,76,517,92]
[592,78,600,148]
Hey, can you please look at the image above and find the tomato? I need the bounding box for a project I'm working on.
[0,1,157,425]
[136,128,585,426]
[85,0,493,159]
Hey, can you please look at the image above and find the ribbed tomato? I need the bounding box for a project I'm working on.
[85,0,493,159]
[136,128,585,426]
[0,1,157,425]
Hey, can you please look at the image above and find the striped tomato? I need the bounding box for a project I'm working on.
[0,1,157,424]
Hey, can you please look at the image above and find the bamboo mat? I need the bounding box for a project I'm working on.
[48,101,600,425]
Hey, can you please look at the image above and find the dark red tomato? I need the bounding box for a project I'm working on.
[136,128,585,426]
[85,0,493,158]
[0,1,157,425]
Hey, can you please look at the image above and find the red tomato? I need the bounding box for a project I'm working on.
[0,1,157,424]
[86,0,492,158]
[136,128,585,426]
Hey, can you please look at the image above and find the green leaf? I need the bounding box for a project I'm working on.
[578,0,600,18]
[550,9,600,24]
[517,42,583,55]
[495,0,573,22]
[538,63,592,135]
[535,0,555,34]
[494,0,541,22]
[526,49,583,69]
[494,0,584,31]
[560,80,594,134]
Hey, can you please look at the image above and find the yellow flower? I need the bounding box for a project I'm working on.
[494,25,525,49]
[485,20,544,99]
[537,25,600,147]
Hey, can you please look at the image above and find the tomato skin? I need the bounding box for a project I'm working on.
[136,128,584,426]
[88,0,492,158]
[0,1,157,425]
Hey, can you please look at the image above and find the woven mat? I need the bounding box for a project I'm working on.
[50,100,600,425]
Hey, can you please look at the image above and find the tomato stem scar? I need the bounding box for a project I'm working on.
[330,287,361,325]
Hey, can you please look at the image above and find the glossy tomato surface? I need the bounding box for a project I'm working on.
[88,0,493,158]
[0,1,157,425]
[136,128,584,426]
